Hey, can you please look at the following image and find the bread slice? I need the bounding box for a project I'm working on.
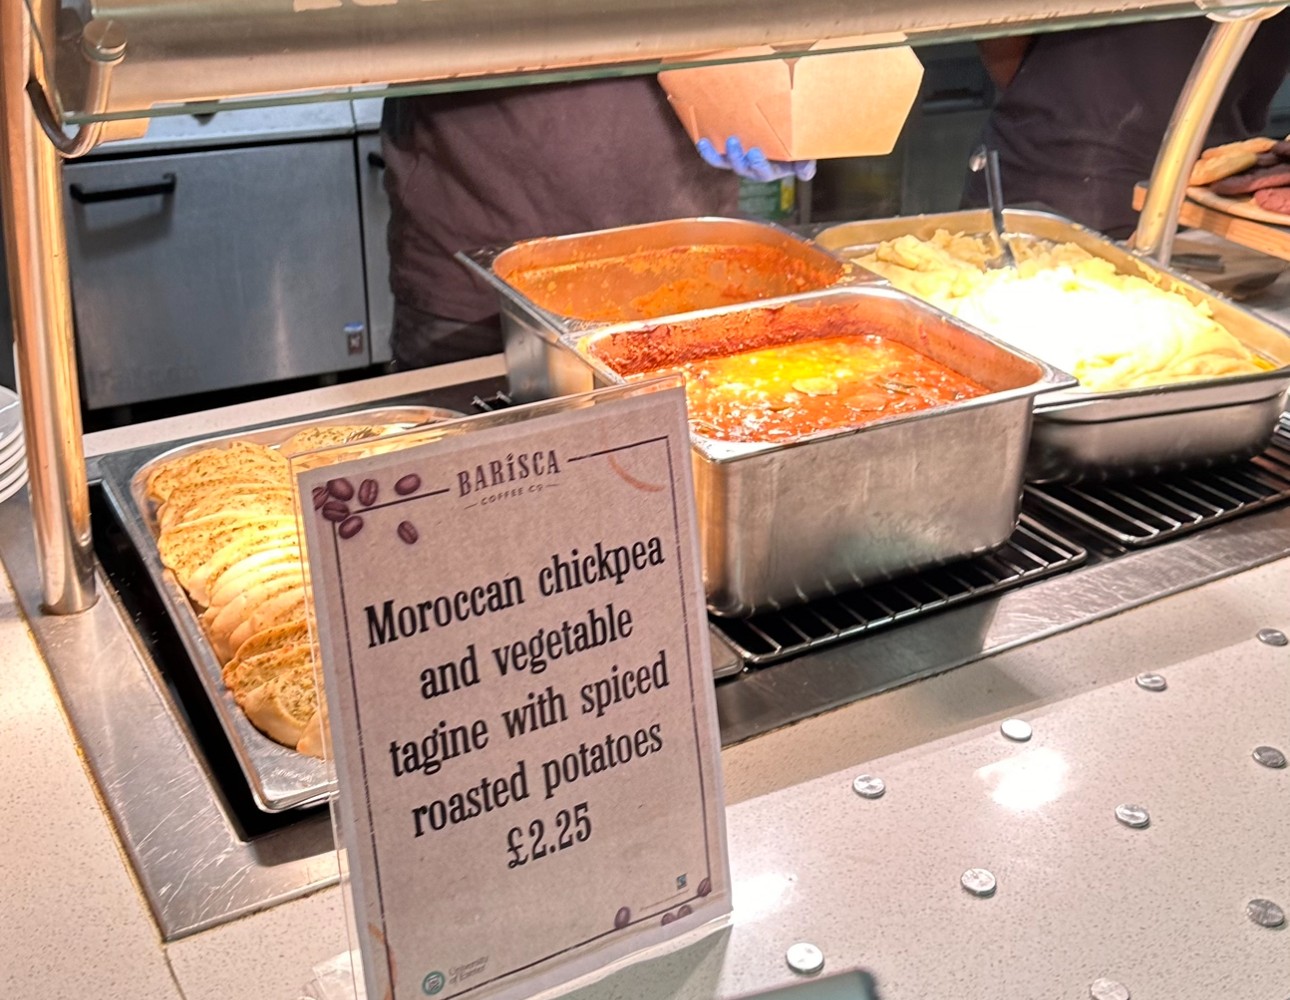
[159,512,299,589]
[238,658,318,748]
[188,527,301,606]
[204,565,303,633]
[222,586,309,661]
[206,555,304,613]
[225,638,313,700]
[203,547,304,609]
[278,423,399,458]
[155,470,293,519]
[224,616,309,670]
[159,484,296,534]
[146,441,287,503]
[205,576,302,660]
[296,708,327,759]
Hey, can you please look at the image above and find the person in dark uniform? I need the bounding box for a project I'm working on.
[381,77,813,369]
[963,15,1290,238]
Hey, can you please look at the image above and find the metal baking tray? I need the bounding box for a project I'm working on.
[815,209,1290,482]
[97,406,462,813]
[458,216,865,403]
[571,286,1074,616]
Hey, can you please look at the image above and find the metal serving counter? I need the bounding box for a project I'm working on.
[3,362,1289,944]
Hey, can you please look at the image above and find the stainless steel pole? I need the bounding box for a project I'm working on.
[0,1,96,613]
[1132,7,1285,262]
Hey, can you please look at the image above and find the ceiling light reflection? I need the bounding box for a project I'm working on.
[731,871,795,925]
[977,746,1069,811]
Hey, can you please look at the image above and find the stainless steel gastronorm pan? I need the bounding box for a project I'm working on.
[573,286,1074,617]
[97,406,462,813]
[815,208,1290,482]
[458,216,864,403]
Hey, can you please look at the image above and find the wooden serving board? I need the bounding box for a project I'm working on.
[1133,181,1290,261]
[1187,185,1290,226]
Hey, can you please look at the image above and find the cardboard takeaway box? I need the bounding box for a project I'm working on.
[659,40,924,162]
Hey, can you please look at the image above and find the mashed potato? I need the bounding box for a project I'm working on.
[856,231,1269,392]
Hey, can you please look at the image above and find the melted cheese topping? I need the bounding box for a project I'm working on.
[638,334,989,443]
[856,231,1269,392]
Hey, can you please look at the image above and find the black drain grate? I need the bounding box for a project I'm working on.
[476,391,1289,665]
[710,507,1086,665]
[1026,423,1290,549]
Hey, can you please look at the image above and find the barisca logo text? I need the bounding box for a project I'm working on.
[457,449,560,497]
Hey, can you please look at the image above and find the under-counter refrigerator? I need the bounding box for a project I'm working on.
[62,104,380,411]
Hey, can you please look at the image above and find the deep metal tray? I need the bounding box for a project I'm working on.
[1027,419,1290,548]
[97,406,461,812]
[459,216,863,402]
[815,209,1290,482]
[570,286,1073,615]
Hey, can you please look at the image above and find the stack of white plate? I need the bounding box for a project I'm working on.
[0,388,27,505]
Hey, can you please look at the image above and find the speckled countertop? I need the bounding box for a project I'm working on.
[3,358,1288,1000]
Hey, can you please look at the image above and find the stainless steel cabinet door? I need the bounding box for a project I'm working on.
[65,140,370,409]
[357,133,394,366]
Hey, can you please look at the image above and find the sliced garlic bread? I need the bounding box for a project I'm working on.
[188,527,302,606]
[238,658,318,748]
[146,441,287,503]
[160,513,299,589]
[222,586,309,661]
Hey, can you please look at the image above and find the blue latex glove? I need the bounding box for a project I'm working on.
[696,136,817,183]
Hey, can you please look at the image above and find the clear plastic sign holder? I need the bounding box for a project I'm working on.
[288,379,731,1000]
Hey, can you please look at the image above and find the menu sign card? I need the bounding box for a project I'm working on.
[297,384,731,1000]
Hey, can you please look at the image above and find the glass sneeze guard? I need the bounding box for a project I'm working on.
[37,0,1288,126]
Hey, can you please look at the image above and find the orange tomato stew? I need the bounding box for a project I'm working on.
[634,334,989,444]
[508,244,841,322]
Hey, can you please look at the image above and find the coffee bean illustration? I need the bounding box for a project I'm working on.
[677,904,692,918]
[614,907,631,930]
[397,520,419,545]
[311,485,328,510]
[696,877,712,897]
[338,516,364,539]
[321,499,350,522]
[661,912,675,926]
[327,477,354,501]
[394,473,421,495]
[357,478,379,506]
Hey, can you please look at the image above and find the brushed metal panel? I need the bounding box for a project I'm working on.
[0,490,338,941]
[64,140,370,408]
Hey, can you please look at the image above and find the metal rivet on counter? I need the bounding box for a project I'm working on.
[1246,898,1286,929]
[785,942,825,975]
[1000,718,1032,742]
[1114,804,1151,829]
[1252,746,1287,769]
[1134,672,1167,692]
[1256,628,1288,647]
[1089,978,1131,1000]
[961,868,997,897]
[852,775,886,799]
